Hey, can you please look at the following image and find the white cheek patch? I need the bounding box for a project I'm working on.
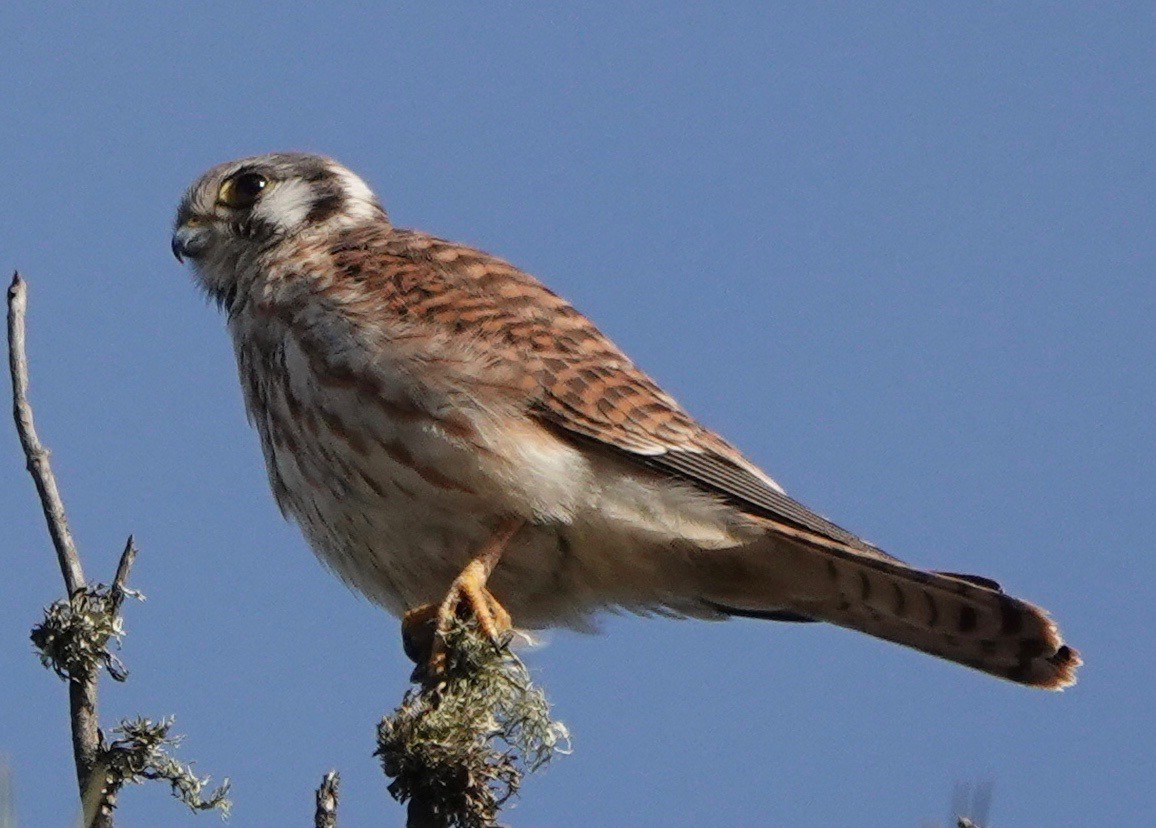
[329,165,384,224]
[254,179,317,233]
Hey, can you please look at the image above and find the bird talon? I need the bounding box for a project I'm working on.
[401,588,514,684]
[398,518,522,683]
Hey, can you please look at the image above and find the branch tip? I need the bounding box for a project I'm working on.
[110,536,140,609]
[314,771,340,828]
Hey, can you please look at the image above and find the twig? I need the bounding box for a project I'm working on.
[7,273,109,826]
[314,771,340,828]
[109,536,139,612]
[7,273,86,594]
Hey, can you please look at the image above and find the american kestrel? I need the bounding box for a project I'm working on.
[172,153,1079,688]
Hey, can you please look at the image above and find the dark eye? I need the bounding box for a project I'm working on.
[218,172,268,208]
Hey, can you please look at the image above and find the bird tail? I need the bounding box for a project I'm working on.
[698,520,1080,690]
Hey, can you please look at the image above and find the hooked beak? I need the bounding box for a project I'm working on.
[171,234,186,263]
[171,218,209,263]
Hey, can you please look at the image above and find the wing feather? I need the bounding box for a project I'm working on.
[345,228,892,557]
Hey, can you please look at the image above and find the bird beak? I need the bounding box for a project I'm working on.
[171,218,209,263]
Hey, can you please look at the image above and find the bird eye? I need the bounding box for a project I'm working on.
[218,172,269,209]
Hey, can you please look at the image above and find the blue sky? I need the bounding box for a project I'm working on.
[1,4,1152,826]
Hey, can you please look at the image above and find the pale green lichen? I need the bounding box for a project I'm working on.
[101,717,231,818]
[31,585,134,682]
[377,620,569,827]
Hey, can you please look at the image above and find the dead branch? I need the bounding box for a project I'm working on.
[7,273,86,594]
[8,273,227,825]
[314,771,340,828]
[8,272,108,824]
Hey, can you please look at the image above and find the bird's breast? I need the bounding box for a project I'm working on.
[227,308,596,612]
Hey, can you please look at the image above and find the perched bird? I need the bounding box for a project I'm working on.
[172,153,1079,688]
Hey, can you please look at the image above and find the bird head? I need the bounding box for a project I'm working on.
[172,153,387,305]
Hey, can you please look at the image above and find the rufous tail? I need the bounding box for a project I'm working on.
[700,522,1080,689]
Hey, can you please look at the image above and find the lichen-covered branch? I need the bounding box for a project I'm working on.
[97,718,231,818]
[8,272,107,824]
[378,620,569,827]
[8,273,228,825]
[31,570,134,685]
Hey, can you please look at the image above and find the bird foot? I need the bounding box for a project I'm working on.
[400,518,522,684]
[401,566,513,683]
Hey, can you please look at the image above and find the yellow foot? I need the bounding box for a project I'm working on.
[401,518,522,682]
[400,588,512,664]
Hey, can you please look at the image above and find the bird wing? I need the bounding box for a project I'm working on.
[528,351,890,557]
[371,229,893,559]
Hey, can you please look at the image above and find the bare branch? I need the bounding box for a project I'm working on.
[314,771,340,828]
[7,273,110,825]
[7,272,86,595]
